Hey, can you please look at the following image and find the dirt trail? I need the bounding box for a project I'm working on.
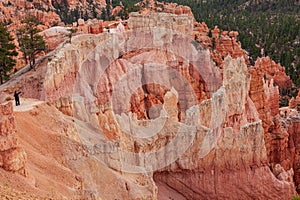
[13,98,44,112]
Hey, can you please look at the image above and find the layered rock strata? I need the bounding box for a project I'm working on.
[0,102,26,174]
[0,12,298,199]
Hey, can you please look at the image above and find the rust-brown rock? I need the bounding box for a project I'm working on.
[0,102,26,175]
[287,119,300,192]
[193,24,249,68]
[254,57,293,90]
[153,57,295,199]
[248,53,300,195]
[289,91,300,110]
[211,27,249,67]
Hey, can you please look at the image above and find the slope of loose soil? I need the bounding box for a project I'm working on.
[0,101,154,199]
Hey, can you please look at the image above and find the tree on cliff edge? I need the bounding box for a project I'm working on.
[0,23,17,84]
[17,16,46,69]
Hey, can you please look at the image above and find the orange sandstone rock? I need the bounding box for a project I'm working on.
[0,102,26,174]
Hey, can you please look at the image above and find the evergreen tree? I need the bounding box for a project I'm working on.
[17,16,47,69]
[0,23,17,84]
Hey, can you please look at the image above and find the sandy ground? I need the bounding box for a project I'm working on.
[0,102,81,199]
[13,98,44,112]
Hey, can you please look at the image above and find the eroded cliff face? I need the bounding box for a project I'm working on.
[153,57,295,199]
[248,55,300,194]
[25,12,296,199]
[193,24,250,68]
[0,11,299,199]
[254,57,293,90]
[0,102,26,175]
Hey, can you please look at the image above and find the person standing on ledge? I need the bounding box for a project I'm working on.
[14,91,21,106]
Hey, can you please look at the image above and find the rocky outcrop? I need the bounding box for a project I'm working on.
[289,91,300,111]
[42,19,105,51]
[248,45,300,195]
[41,20,295,199]
[265,117,300,193]
[76,18,104,34]
[0,1,60,28]
[128,12,194,35]
[287,119,300,192]
[42,26,69,51]
[0,102,26,174]
[193,24,249,68]
[136,0,193,16]
[0,0,106,27]
[1,11,298,199]
[249,65,273,134]
[254,57,293,90]
[153,57,295,199]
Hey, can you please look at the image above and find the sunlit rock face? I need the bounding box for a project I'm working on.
[5,12,297,199]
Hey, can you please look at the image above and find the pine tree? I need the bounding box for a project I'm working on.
[17,16,47,69]
[0,23,17,84]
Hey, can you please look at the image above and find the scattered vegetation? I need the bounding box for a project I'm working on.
[100,0,300,87]
[0,23,17,84]
[292,195,300,200]
[53,0,80,24]
[17,16,47,69]
[53,0,141,23]
[3,182,9,188]
[5,96,12,101]
[161,0,300,87]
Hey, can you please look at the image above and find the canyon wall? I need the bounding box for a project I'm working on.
[0,11,299,199]
[38,13,296,199]
[153,57,295,199]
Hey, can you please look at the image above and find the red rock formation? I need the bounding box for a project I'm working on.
[193,25,249,67]
[0,102,26,174]
[136,0,194,17]
[265,79,280,117]
[153,57,295,199]
[249,52,300,195]
[210,26,249,67]
[1,11,298,199]
[254,57,292,90]
[265,117,300,193]
[289,91,300,110]
[287,119,300,192]
[193,22,211,48]
[42,26,69,51]
[77,18,104,34]
[249,67,272,131]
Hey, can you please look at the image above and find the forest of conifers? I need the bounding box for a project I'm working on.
[54,0,300,87]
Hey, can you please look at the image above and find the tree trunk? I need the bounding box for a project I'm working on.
[29,54,33,69]
[24,53,28,64]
